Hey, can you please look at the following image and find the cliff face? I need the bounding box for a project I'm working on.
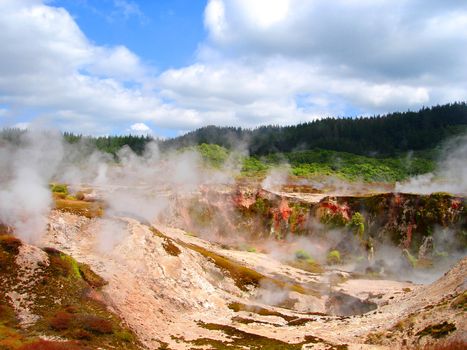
[175,188,466,274]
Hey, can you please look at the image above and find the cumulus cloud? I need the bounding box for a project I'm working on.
[129,122,152,135]
[0,0,466,134]
[0,0,195,134]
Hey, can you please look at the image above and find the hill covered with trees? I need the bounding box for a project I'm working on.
[161,102,467,156]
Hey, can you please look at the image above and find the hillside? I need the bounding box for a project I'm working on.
[161,103,467,156]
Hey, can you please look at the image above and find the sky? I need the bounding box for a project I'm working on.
[0,0,466,137]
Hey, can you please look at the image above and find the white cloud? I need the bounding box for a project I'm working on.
[0,0,466,135]
[160,0,467,121]
[129,122,152,135]
[0,0,198,134]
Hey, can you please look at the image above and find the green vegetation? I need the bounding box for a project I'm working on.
[0,239,140,350]
[294,249,313,261]
[190,143,230,168]
[258,148,435,182]
[3,103,464,182]
[50,183,69,195]
[348,212,365,239]
[290,249,323,273]
[326,250,341,265]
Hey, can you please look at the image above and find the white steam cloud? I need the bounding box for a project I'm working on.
[0,130,64,243]
[396,134,467,196]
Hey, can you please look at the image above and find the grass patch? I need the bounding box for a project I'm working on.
[54,198,104,218]
[287,260,324,274]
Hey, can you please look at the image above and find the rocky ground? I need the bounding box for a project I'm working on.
[1,185,466,350]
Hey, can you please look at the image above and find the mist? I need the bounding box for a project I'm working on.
[0,130,64,243]
[0,130,239,247]
[396,133,467,196]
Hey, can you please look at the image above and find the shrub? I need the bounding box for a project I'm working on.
[327,250,341,265]
[49,311,73,331]
[79,315,113,334]
[348,212,365,239]
[294,249,312,261]
[72,329,92,340]
[50,183,68,195]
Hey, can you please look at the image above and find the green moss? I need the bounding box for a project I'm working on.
[60,254,81,279]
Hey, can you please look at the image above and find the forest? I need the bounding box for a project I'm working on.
[2,102,465,158]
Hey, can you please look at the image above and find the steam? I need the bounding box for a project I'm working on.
[0,130,64,243]
[96,218,129,254]
[255,280,289,306]
[262,165,290,191]
[396,134,467,196]
[0,130,241,248]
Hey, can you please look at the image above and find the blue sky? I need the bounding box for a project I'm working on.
[0,0,466,137]
[52,0,207,70]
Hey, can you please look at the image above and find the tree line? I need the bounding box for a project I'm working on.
[1,102,466,157]
[161,102,467,156]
